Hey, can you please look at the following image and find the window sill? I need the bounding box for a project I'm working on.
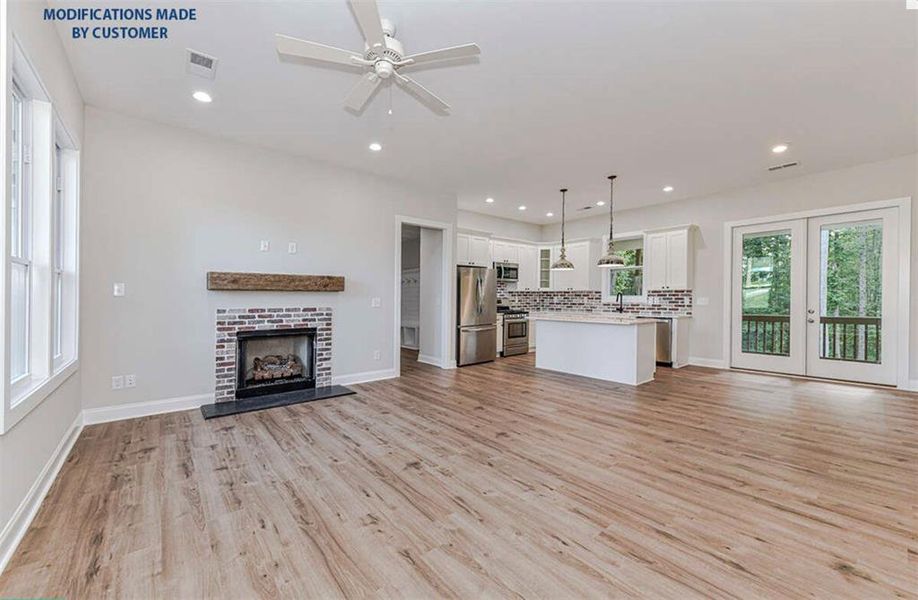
[2,359,79,434]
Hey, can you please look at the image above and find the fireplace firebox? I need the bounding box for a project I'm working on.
[235,327,316,398]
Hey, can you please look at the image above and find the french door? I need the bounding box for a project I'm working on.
[731,208,899,385]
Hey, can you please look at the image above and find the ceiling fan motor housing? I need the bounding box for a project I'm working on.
[366,34,404,78]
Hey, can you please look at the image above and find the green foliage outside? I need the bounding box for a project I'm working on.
[610,249,643,297]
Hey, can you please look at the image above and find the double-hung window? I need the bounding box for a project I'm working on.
[3,48,80,433]
[10,83,31,384]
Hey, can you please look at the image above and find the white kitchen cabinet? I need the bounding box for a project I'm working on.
[517,244,539,290]
[644,226,694,290]
[550,241,591,290]
[457,233,492,266]
[492,241,519,264]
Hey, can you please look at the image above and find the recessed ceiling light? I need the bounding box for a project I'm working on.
[546,212,553,217]
[518,205,527,211]
[663,186,674,193]
[192,91,212,103]
[485,197,494,203]
[368,142,382,152]
[596,201,606,206]
[772,143,789,154]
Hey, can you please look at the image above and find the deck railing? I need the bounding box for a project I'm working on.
[741,314,881,363]
[741,314,790,356]
[820,316,881,363]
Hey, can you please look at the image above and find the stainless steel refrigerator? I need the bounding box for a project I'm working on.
[457,266,497,366]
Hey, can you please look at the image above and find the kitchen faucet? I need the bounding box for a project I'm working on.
[616,293,624,313]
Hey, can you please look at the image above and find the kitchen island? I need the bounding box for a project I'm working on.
[530,312,658,385]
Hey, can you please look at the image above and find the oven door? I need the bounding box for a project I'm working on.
[504,320,529,342]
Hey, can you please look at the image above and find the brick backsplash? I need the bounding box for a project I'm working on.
[505,289,692,317]
[214,307,333,402]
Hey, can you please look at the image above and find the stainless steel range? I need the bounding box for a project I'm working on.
[498,306,529,357]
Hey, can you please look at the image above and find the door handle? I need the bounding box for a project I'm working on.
[807,309,815,314]
[807,318,815,323]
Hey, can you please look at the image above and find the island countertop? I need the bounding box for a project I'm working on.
[528,311,662,325]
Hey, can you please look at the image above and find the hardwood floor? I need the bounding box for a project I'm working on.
[1,352,915,598]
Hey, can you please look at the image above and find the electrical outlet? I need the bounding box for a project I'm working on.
[259,240,270,252]
[125,374,136,388]
[113,282,125,297]
[288,242,297,254]
[373,350,381,360]
[696,297,709,306]
[111,375,124,390]
[371,297,381,308]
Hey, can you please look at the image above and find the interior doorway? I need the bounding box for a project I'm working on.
[394,217,454,377]
[729,203,907,386]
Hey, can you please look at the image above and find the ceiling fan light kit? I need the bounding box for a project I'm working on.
[275,0,480,114]
[551,188,575,271]
[597,174,626,268]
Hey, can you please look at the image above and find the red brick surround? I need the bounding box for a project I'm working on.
[214,307,332,402]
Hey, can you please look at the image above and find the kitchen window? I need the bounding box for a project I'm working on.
[602,236,644,302]
[10,83,31,384]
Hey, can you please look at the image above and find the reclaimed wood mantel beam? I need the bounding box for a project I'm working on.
[206,272,345,292]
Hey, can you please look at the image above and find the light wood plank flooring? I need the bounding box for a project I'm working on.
[1,352,915,598]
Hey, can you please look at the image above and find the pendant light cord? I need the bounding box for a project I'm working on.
[607,175,617,252]
[560,188,568,257]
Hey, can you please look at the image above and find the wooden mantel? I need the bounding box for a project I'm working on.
[206,272,345,292]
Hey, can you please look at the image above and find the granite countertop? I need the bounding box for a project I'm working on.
[528,311,662,325]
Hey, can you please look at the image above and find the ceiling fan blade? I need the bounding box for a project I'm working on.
[348,0,386,50]
[404,43,481,66]
[343,72,381,111]
[276,34,363,66]
[394,73,450,113]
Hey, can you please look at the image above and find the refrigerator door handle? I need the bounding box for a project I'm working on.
[462,325,494,332]
[476,276,483,315]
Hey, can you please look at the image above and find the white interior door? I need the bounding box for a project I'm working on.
[731,220,807,375]
[805,208,898,385]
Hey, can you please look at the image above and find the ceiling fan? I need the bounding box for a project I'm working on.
[275,0,480,114]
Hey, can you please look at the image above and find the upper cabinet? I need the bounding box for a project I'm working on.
[517,245,540,291]
[457,233,492,267]
[549,241,591,291]
[492,241,520,264]
[644,226,694,290]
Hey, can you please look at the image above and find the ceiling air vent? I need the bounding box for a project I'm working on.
[768,161,799,172]
[186,49,218,79]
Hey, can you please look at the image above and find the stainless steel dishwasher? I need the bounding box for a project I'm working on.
[655,318,673,366]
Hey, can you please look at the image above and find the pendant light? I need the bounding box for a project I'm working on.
[550,188,575,271]
[597,174,625,268]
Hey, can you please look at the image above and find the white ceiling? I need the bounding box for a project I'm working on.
[54,1,917,224]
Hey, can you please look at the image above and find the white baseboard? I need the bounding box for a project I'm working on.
[688,357,728,369]
[417,354,445,368]
[82,393,213,426]
[902,379,918,392]
[0,412,83,575]
[332,368,397,386]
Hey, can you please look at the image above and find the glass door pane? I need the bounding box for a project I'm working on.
[817,221,882,363]
[740,231,792,357]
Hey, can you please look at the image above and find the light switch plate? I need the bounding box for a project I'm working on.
[260,240,270,252]
[696,296,709,306]
[125,374,136,388]
[111,375,124,390]
[371,297,381,308]
[288,242,297,254]
[113,282,125,297]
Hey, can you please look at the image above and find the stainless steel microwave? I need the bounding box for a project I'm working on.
[494,262,519,282]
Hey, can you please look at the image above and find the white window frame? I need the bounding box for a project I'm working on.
[601,231,646,304]
[1,39,80,434]
[9,82,32,388]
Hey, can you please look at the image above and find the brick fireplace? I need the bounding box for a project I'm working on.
[214,307,333,402]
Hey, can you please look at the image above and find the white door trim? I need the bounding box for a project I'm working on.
[722,196,911,388]
[394,216,455,377]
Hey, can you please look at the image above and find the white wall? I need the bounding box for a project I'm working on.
[542,154,918,377]
[1,0,83,563]
[418,228,443,363]
[458,210,541,242]
[80,106,456,410]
